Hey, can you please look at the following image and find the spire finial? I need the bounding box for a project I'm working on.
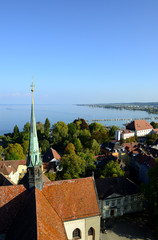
[30,77,35,92]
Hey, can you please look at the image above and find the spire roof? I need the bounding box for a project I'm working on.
[27,79,42,167]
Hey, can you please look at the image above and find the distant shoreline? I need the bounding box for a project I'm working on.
[77,103,158,115]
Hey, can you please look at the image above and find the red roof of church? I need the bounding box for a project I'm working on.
[42,177,100,221]
[0,177,99,239]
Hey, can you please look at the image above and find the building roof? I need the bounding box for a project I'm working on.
[95,177,141,199]
[0,173,15,186]
[42,177,100,221]
[6,188,67,240]
[126,120,153,131]
[135,153,155,168]
[0,160,27,175]
[0,177,99,238]
[43,148,61,163]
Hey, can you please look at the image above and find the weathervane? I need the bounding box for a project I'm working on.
[30,77,35,92]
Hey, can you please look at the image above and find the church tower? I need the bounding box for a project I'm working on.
[27,80,43,190]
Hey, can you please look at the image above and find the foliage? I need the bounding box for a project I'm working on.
[109,125,119,139]
[89,123,108,144]
[74,118,89,130]
[64,143,75,154]
[121,136,137,143]
[101,160,125,178]
[73,138,83,153]
[150,121,158,129]
[91,139,100,155]
[22,140,29,155]
[79,150,96,175]
[36,122,44,133]
[44,118,50,139]
[5,143,25,160]
[13,125,20,142]
[0,146,4,160]
[52,121,68,146]
[143,160,158,236]
[39,139,50,154]
[23,122,30,133]
[79,129,91,148]
[68,122,77,136]
[146,133,157,146]
[44,172,56,181]
[60,153,86,179]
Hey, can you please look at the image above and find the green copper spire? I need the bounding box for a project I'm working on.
[27,79,43,191]
[27,79,42,167]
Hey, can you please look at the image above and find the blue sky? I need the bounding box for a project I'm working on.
[0,0,157,104]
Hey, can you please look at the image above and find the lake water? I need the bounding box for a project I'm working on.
[0,104,158,135]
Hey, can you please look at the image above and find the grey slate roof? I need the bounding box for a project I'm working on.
[95,177,141,199]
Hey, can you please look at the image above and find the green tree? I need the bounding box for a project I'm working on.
[146,133,157,145]
[91,139,100,155]
[0,146,4,160]
[22,140,29,155]
[23,122,30,133]
[74,138,83,153]
[109,125,119,139]
[79,129,91,148]
[5,143,25,160]
[144,159,158,236]
[89,122,108,144]
[44,118,51,139]
[74,118,89,130]
[101,160,125,178]
[150,121,158,129]
[13,125,20,142]
[79,150,96,176]
[60,153,86,179]
[44,172,56,181]
[64,143,75,154]
[68,122,77,136]
[39,139,50,154]
[89,122,106,133]
[36,122,44,140]
[52,121,68,146]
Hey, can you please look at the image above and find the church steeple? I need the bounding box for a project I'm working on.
[27,78,43,190]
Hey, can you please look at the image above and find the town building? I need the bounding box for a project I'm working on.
[95,177,143,224]
[0,82,100,240]
[43,148,61,172]
[0,160,27,184]
[115,120,153,141]
[126,120,153,137]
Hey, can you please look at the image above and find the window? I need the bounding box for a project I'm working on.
[117,199,121,204]
[112,200,115,206]
[106,201,109,206]
[88,227,95,240]
[106,210,109,216]
[88,227,95,236]
[117,208,120,215]
[73,228,81,239]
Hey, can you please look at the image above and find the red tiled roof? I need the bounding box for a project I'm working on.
[126,120,153,131]
[0,173,15,186]
[42,177,100,221]
[0,185,27,233]
[51,149,61,161]
[0,163,13,175]
[36,188,67,240]
[0,160,27,175]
